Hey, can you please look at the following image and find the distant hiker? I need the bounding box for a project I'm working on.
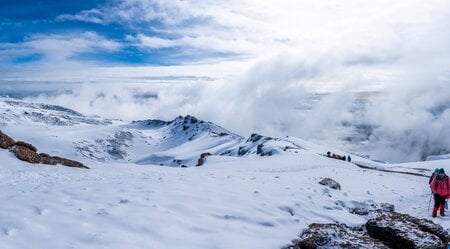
[347,155,351,162]
[430,168,450,217]
[326,151,331,157]
[429,168,440,184]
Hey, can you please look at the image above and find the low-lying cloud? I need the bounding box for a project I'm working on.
[21,50,450,163]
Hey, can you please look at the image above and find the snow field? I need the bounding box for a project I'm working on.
[0,149,442,249]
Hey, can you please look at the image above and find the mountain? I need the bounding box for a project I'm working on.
[0,98,319,167]
[1,97,449,249]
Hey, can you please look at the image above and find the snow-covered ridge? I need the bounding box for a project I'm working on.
[0,98,311,167]
[0,98,111,126]
[0,98,446,170]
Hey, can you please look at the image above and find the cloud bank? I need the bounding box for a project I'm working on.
[1,0,450,162]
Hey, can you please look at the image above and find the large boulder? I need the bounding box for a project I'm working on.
[13,145,41,163]
[287,211,449,249]
[286,223,389,249]
[319,177,341,190]
[0,130,15,149]
[366,212,449,249]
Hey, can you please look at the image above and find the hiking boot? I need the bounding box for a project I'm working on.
[433,207,438,217]
[440,212,446,217]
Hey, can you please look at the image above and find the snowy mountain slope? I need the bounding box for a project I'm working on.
[0,145,445,249]
[0,98,448,248]
[0,99,334,167]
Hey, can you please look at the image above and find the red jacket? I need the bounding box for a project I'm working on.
[430,176,450,197]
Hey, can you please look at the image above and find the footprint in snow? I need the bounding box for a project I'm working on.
[2,228,18,236]
[96,209,109,216]
[279,206,295,216]
[33,206,50,216]
[119,199,130,204]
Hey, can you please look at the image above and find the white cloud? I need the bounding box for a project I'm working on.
[0,32,121,64]
[61,0,450,59]
[4,0,450,162]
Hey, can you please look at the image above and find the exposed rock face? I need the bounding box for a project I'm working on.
[39,153,89,169]
[0,130,15,149]
[286,223,389,249]
[366,212,449,249]
[13,145,41,163]
[196,152,212,166]
[319,177,341,190]
[0,130,89,169]
[288,211,449,249]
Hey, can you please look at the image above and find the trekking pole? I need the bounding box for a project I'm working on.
[428,192,433,211]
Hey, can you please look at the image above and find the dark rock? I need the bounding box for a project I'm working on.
[1,131,88,169]
[258,149,274,156]
[39,153,58,165]
[238,146,248,156]
[246,133,263,143]
[366,212,449,249]
[200,152,212,158]
[13,145,41,163]
[319,177,341,190]
[196,157,204,166]
[196,152,212,166]
[287,223,389,249]
[0,130,15,149]
[14,141,37,152]
[56,157,89,169]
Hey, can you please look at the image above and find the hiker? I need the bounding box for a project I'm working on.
[347,155,351,162]
[429,168,440,184]
[326,151,331,157]
[430,168,450,217]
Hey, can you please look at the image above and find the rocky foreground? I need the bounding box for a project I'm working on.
[287,206,449,249]
[0,130,88,169]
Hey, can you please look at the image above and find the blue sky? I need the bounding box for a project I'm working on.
[1,0,449,84]
[0,0,239,66]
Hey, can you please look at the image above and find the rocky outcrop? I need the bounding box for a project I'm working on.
[0,131,89,169]
[11,143,89,169]
[39,153,89,169]
[319,177,341,190]
[287,211,449,249]
[196,152,212,166]
[13,144,41,163]
[0,130,15,149]
[15,141,37,152]
[366,212,449,249]
[285,223,389,249]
